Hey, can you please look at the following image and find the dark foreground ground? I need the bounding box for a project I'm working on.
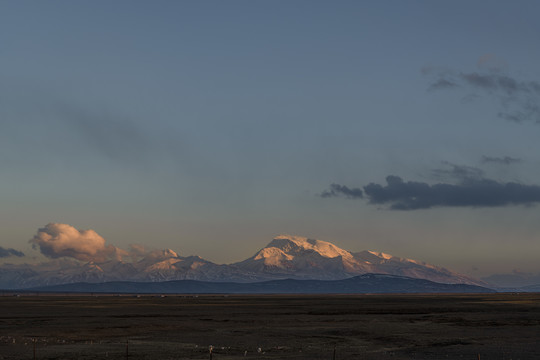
[0,293,539,359]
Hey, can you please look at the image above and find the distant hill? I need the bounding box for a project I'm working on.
[26,274,495,294]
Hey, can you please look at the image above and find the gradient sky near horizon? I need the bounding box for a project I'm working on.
[1,0,540,277]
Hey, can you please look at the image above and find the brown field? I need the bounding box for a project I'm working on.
[0,293,539,359]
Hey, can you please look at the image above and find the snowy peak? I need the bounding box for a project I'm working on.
[135,249,180,268]
[264,235,352,259]
[145,258,182,272]
[148,248,179,259]
[233,235,358,280]
[367,251,394,260]
[253,248,294,266]
[234,235,483,286]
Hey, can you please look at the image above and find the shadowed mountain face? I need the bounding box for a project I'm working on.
[28,274,495,294]
[0,235,484,289]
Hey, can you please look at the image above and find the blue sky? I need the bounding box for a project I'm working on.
[1,0,540,277]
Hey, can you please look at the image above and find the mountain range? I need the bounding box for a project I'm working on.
[0,235,484,289]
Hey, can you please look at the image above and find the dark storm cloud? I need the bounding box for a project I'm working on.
[323,176,540,210]
[481,156,521,165]
[364,176,540,210]
[0,246,24,258]
[321,183,363,199]
[424,61,540,124]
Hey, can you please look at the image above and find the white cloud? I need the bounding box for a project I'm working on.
[29,223,121,262]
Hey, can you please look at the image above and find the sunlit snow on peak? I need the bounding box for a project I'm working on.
[367,251,394,260]
[269,235,352,259]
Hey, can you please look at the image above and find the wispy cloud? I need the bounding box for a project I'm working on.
[424,58,540,124]
[459,72,540,97]
[431,161,484,181]
[322,175,540,210]
[481,156,521,165]
[0,246,24,258]
[321,183,363,199]
[428,78,458,91]
[56,104,150,165]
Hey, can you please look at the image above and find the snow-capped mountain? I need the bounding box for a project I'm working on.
[0,235,484,289]
[233,236,361,280]
[233,235,482,285]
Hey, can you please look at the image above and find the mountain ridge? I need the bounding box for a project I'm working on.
[23,274,495,294]
[0,235,485,289]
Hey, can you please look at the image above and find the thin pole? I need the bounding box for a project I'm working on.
[126,339,129,359]
[332,345,336,360]
[33,339,36,360]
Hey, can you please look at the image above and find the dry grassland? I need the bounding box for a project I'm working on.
[1,293,539,359]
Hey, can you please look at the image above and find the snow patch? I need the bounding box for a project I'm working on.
[270,235,352,259]
[368,251,393,260]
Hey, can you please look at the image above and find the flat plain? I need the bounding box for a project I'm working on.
[0,293,539,359]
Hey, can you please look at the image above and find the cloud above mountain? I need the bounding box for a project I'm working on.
[27,223,177,263]
[323,175,540,210]
[29,223,125,262]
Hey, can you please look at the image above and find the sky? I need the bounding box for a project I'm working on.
[1,0,540,278]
